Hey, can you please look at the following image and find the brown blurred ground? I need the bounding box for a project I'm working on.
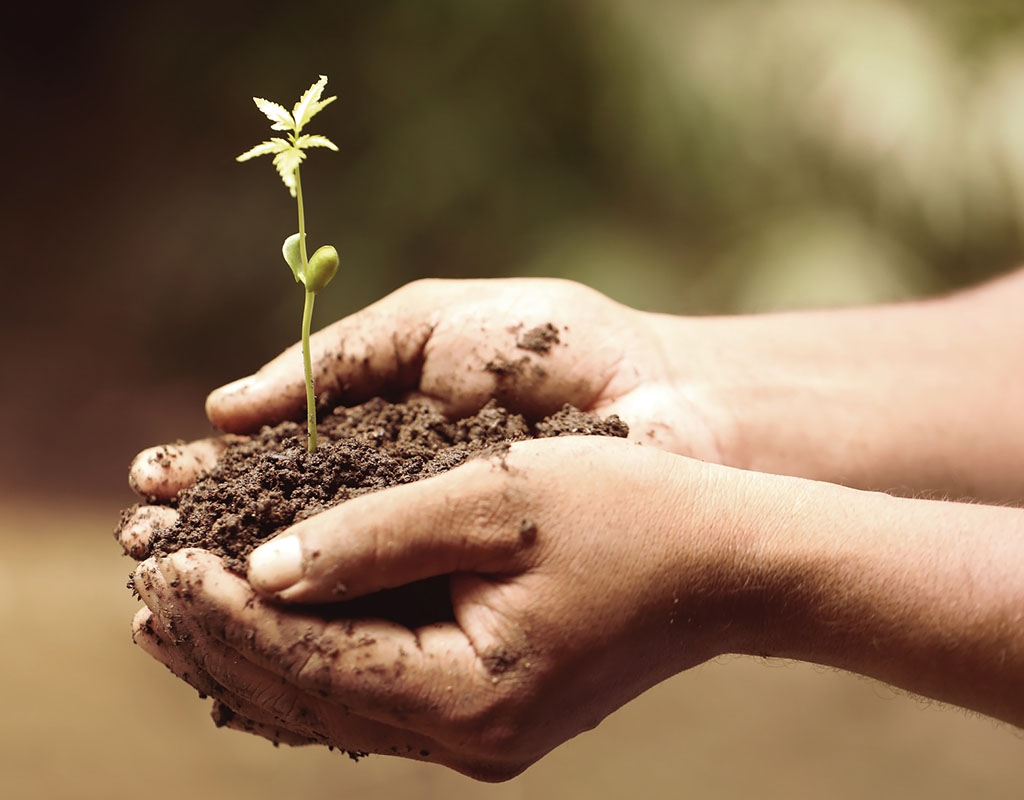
[3,1,1024,796]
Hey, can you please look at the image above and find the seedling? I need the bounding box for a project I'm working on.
[237,75,340,453]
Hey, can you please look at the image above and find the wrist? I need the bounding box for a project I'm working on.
[643,296,990,496]
[650,457,791,664]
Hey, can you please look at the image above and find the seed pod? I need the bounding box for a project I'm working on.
[305,245,339,293]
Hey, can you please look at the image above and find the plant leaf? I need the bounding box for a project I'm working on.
[253,97,294,131]
[281,233,305,284]
[294,134,339,151]
[292,75,328,132]
[272,147,306,196]
[302,95,337,128]
[236,137,291,162]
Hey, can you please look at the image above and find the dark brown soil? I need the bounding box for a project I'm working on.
[121,397,627,623]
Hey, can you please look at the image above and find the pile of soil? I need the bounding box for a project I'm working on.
[121,397,628,626]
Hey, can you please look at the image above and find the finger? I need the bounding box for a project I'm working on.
[161,549,483,733]
[132,607,318,748]
[116,505,178,559]
[134,567,323,736]
[186,622,450,761]
[138,564,460,762]
[206,284,438,433]
[246,455,531,603]
[128,439,228,501]
[132,605,220,696]
[213,702,318,749]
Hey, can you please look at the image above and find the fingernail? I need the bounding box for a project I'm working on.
[248,536,304,593]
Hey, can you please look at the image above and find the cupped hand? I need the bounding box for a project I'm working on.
[131,436,758,779]
[206,277,725,458]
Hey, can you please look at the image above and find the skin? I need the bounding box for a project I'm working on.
[122,274,1024,780]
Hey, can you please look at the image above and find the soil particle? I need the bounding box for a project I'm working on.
[516,323,560,354]
[211,700,235,728]
[482,648,520,675]
[484,355,529,377]
[518,519,538,546]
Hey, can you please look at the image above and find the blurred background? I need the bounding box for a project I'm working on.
[3,0,1024,797]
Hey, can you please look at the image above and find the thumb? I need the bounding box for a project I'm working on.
[205,284,436,433]
[246,457,532,604]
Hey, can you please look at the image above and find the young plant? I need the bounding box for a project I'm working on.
[237,75,340,453]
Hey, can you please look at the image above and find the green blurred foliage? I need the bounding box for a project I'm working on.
[5,0,1024,495]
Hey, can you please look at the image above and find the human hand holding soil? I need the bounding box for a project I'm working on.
[132,436,757,778]
[131,431,1024,777]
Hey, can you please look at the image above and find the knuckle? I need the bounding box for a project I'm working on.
[250,685,302,722]
[291,648,335,695]
[401,277,447,298]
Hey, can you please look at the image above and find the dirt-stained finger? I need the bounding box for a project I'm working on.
[161,549,482,734]
[135,556,522,777]
[116,505,178,559]
[133,607,317,747]
[213,702,318,748]
[132,605,219,696]
[128,438,230,502]
[135,571,455,763]
[188,625,452,760]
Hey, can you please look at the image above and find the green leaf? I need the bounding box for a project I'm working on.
[253,97,294,131]
[292,76,330,133]
[282,233,305,283]
[236,137,291,162]
[272,147,306,196]
[294,134,339,151]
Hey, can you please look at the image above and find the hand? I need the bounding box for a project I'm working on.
[118,277,725,558]
[205,277,726,458]
[131,436,757,779]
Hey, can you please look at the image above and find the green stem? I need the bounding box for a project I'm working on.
[301,288,317,453]
[294,164,317,453]
[295,164,309,267]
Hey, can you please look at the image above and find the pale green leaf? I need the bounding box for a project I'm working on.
[253,97,294,131]
[294,134,339,151]
[281,232,306,283]
[272,147,306,196]
[292,75,328,132]
[301,95,337,128]
[235,137,291,162]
